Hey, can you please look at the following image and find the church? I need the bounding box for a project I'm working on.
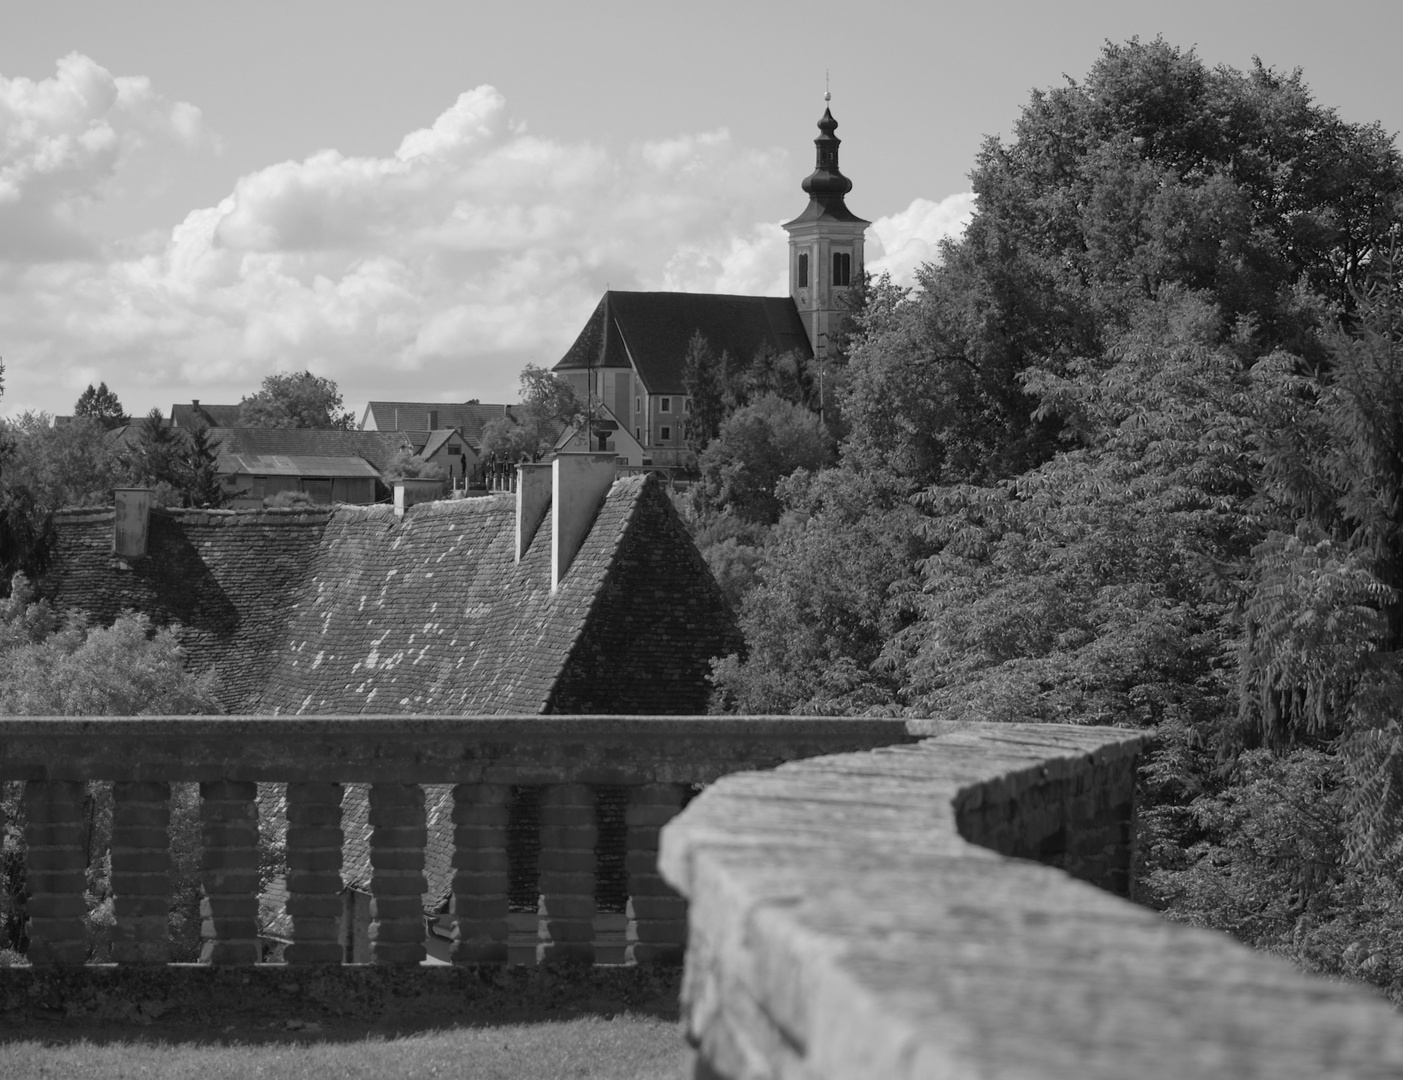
[553,100,869,466]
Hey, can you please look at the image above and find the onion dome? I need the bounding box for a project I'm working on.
[787,99,867,226]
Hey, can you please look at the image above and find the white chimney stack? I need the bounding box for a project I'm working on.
[551,453,617,590]
[393,477,443,517]
[515,463,552,561]
[113,488,152,558]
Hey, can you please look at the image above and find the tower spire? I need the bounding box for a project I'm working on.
[782,90,870,357]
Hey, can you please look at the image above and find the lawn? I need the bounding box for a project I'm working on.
[0,1013,689,1080]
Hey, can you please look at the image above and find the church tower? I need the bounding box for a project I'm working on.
[783,95,870,358]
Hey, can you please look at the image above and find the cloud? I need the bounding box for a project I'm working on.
[0,53,212,263]
[867,193,977,284]
[0,62,971,418]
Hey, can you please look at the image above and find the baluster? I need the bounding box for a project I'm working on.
[626,783,689,965]
[368,782,426,965]
[285,782,343,964]
[199,780,260,964]
[23,780,89,965]
[111,781,171,964]
[537,783,595,965]
[450,782,509,965]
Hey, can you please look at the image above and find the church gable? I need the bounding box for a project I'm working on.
[555,291,811,396]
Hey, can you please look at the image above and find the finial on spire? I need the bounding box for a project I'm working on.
[825,70,830,103]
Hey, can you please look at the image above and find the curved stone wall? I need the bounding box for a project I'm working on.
[658,722,1403,1080]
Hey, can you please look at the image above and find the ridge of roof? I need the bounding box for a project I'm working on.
[554,291,811,394]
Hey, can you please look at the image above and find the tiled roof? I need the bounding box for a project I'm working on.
[46,474,741,717]
[554,291,813,395]
[419,429,466,461]
[47,506,334,711]
[171,403,242,428]
[222,454,382,478]
[362,403,515,443]
[206,428,412,472]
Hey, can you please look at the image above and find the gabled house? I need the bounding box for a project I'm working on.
[417,427,477,486]
[208,427,413,506]
[553,101,868,468]
[359,401,515,447]
[552,403,647,467]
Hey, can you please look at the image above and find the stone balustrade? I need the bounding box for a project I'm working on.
[659,721,1403,1080]
[0,715,912,969]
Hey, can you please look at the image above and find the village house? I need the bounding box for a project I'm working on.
[553,101,867,467]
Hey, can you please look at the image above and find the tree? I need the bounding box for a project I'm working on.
[696,394,835,524]
[73,383,125,429]
[381,448,447,481]
[238,371,355,429]
[178,426,233,509]
[481,363,584,460]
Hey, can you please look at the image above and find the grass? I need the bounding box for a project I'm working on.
[0,1013,688,1080]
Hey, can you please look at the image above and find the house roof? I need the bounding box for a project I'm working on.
[46,473,741,716]
[223,454,382,479]
[361,402,515,443]
[171,403,242,428]
[206,428,412,472]
[419,428,467,460]
[554,291,813,396]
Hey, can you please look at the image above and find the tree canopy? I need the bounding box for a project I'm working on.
[238,371,355,429]
[73,383,125,429]
[702,37,1403,1001]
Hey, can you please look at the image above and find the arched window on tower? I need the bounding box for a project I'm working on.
[833,252,851,287]
[797,253,809,288]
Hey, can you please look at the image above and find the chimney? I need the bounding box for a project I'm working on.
[551,452,617,591]
[113,488,153,558]
[428,409,439,430]
[515,463,552,561]
[393,477,443,517]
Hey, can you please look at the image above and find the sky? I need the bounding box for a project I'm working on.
[2,0,1402,420]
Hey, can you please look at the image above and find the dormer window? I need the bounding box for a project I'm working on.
[798,253,809,288]
[833,252,852,287]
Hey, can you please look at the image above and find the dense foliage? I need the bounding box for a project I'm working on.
[702,38,1403,1002]
[238,370,356,429]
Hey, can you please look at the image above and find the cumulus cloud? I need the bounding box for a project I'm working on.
[867,193,977,284]
[0,53,211,262]
[0,62,972,417]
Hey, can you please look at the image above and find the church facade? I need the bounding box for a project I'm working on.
[553,102,869,466]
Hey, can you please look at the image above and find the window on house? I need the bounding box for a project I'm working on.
[635,397,641,414]
[682,396,689,413]
[833,252,852,287]
[660,397,671,413]
[798,252,809,287]
[635,427,641,441]
[660,426,671,442]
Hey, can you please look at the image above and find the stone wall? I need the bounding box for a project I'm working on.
[659,722,1403,1080]
[0,715,914,1007]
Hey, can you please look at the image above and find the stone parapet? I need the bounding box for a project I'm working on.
[658,722,1403,1080]
[0,715,912,973]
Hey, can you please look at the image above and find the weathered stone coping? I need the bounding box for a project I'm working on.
[0,715,915,784]
[659,722,1403,1080]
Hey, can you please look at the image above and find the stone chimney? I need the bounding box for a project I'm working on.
[551,452,617,591]
[113,488,152,558]
[393,477,443,517]
[515,463,552,561]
